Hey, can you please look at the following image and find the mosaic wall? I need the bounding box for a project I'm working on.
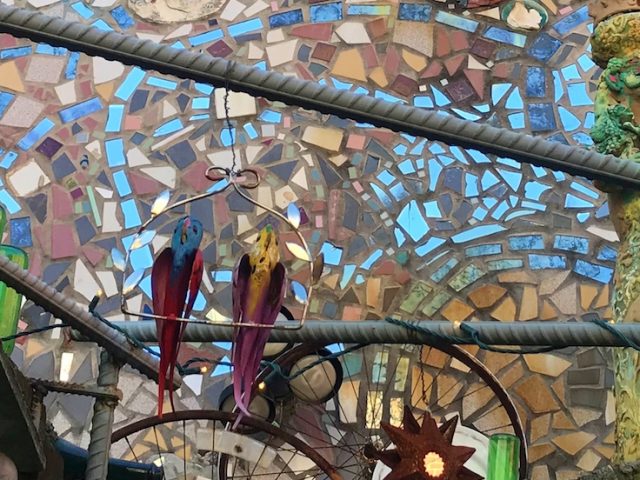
[0,0,618,476]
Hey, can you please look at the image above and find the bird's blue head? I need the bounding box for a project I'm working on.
[171,216,204,269]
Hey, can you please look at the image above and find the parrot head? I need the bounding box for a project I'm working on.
[249,224,280,275]
[171,216,204,269]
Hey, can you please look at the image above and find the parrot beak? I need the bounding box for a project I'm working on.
[181,218,190,244]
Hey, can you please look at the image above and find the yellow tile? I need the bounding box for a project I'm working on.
[519,285,538,320]
[0,61,25,92]
[95,81,114,101]
[580,284,598,310]
[530,414,550,443]
[552,411,575,430]
[366,277,381,309]
[468,284,506,308]
[540,300,558,320]
[490,296,516,321]
[332,48,367,82]
[302,125,344,152]
[594,284,610,308]
[441,298,474,322]
[552,432,596,456]
[576,449,601,472]
[524,354,571,377]
[515,375,560,413]
[369,66,388,87]
[402,48,427,72]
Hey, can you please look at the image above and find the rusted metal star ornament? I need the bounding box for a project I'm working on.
[366,406,482,480]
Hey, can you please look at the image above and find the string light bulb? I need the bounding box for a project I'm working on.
[258,381,266,391]
[423,452,445,477]
[200,366,208,374]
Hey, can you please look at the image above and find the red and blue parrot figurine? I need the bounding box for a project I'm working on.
[232,224,286,425]
[151,216,204,417]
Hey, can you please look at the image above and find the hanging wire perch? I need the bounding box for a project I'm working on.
[111,65,322,331]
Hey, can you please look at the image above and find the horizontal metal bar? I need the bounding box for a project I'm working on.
[0,255,179,388]
[0,5,636,188]
[72,319,640,348]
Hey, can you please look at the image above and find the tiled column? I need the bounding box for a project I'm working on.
[590,1,640,462]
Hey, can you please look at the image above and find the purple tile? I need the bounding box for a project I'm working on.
[36,137,63,158]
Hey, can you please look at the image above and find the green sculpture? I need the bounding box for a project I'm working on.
[0,206,28,355]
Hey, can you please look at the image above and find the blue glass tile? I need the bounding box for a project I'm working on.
[10,217,31,247]
[491,200,509,220]
[573,259,613,284]
[491,83,511,105]
[110,5,135,29]
[509,235,544,250]
[121,199,142,228]
[35,43,67,55]
[371,184,393,208]
[153,118,184,137]
[377,170,395,186]
[415,237,446,256]
[269,9,304,28]
[0,151,17,169]
[465,174,479,197]
[528,103,557,132]
[65,52,80,79]
[340,265,356,289]
[398,3,432,21]
[573,132,594,146]
[453,108,481,121]
[428,159,442,191]
[310,2,342,22]
[17,118,54,150]
[221,127,236,147]
[59,97,103,123]
[430,258,458,283]
[170,41,185,50]
[435,11,478,32]
[146,77,178,89]
[394,227,407,247]
[115,67,145,101]
[348,4,390,15]
[483,27,526,47]
[561,64,580,81]
[553,5,589,35]
[597,245,617,262]
[360,249,383,270]
[465,244,502,257]
[452,224,506,244]
[467,149,491,163]
[189,114,210,121]
[71,2,94,18]
[554,235,589,254]
[228,18,263,36]
[0,190,20,214]
[105,105,125,132]
[122,235,154,269]
[570,181,599,199]
[521,200,545,211]
[397,200,429,242]
[0,92,14,117]
[527,33,562,62]
[376,90,405,104]
[398,159,415,174]
[567,82,592,107]
[105,138,126,167]
[424,200,442,218]
[259,110,282,123]
[526,66,546,97]
[529,254,566,269]
[524,181,551,200]
[0,46,32,59]
[431,86,450,107]
[564,193,593,208]
[473,206,488,220]
[414,96,434,108]
[508,112,525,129]
[498,169,523,191]
[195,83,214,95]
[321,242,343,265]
[212,270,233,282]
[191,97,210,109]
[552,71,564,102]
[189,29,223,46]
[394,144,408,155]
[578,53,595,72]
[487,259,523,270]
[505,87,523,109]
[244,123,258,139]
[481,171,499,190]
[112,170,132,197]
[558,106,580,131]
[91,19,114,31]
[584,111,595,129]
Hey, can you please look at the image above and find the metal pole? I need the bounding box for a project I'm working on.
[85,350,120,480]
[0,6,637,188]
[0,254,177,387]
[71,319,640,348]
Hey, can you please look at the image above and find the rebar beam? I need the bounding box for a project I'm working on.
[0,5,637,188]
[0,254,178,387]
[85,319,640,348]
[85,350,120,480]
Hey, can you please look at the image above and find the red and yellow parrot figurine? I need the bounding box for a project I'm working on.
[232,224,286,425]
[151,216,204,417]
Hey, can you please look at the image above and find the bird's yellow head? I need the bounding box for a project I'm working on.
[250,224,280,272]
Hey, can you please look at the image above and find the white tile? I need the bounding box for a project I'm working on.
[74,259,102,301]
[220,0,245,20]
[126,147,151,166]
[335,22,370,44]
[214,88,257,118]
[266,28,286,43]
[164,23,193,40]
[96,271,118,297]
[7,160,50,196]
[55,80,77,105]
[101,202,122,233]
[93,56,124,84]
[243,0,268,16]
[140,167,176,188]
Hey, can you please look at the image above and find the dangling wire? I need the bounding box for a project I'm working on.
[223,61,239,175]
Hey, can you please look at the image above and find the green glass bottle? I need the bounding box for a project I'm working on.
[486,433,520,480]
[0,207,29,355]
